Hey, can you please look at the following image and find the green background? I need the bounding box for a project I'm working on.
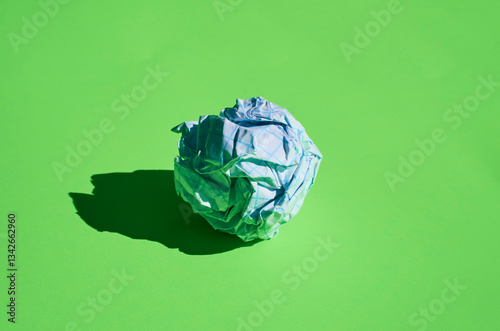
[1,0,499,330]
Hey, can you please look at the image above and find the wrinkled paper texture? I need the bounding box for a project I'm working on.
[172,97,322,242]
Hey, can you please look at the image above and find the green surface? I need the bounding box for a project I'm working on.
[1,0,499,330]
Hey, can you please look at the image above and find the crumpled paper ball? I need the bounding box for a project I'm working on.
[172,97,322,242]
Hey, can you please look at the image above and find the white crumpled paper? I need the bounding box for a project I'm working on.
[172,97,322,242]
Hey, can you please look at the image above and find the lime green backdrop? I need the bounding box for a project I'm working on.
[1,0,499,330]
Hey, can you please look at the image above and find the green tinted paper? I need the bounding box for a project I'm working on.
[172,97,322,241]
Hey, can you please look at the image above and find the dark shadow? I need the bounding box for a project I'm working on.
[69,170,261,255]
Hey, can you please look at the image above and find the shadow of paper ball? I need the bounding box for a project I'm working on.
[69,170,261,255]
